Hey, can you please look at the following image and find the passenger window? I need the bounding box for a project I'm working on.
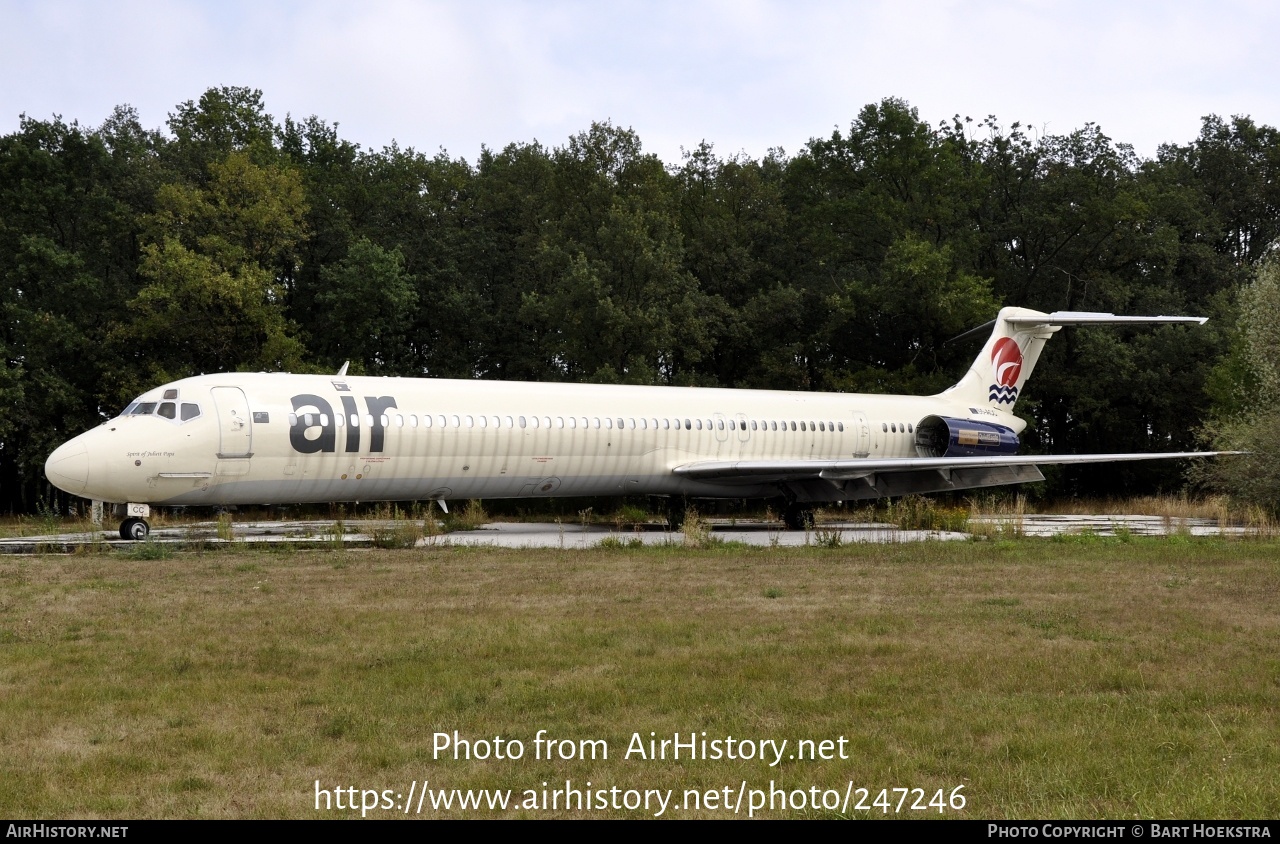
[544,417,552,429]
[423,415,432,428]
[531,416,540,429]
[838,422,844,432]
[410,415,418,428]
[569,417,577,429]
[336,413,344,427]
[288,413,298,426]
[556,417,564,428]
[321,414,330,426]
[478,416,486,428]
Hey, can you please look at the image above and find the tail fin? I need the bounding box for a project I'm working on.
[940,307,1208,410]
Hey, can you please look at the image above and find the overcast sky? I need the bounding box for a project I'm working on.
[3,0,1278,164]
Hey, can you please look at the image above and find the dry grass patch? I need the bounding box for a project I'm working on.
[1,540,1278,818]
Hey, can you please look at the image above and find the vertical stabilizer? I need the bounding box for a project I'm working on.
[940,307,1059,410]
[939,307,1208,410]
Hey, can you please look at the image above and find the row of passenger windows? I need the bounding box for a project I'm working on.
[289,412,849,434]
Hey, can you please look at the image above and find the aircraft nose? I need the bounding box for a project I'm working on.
[46,440,89,494]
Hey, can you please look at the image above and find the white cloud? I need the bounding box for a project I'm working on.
[2,0,1277,162]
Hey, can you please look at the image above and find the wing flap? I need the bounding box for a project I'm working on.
[672,452,1229,482]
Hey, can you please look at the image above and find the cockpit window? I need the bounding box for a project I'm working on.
[131,403,157,415]
[157,402,176,420]
[181,403,201,421]
[121,402,138,416]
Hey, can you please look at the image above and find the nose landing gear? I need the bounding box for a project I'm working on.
[119,517,150,541]
[116,503,152,541]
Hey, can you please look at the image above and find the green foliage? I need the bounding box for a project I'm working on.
[883,496,970,532]
[1203,258,1280,509]
[442,500,489,532]
[126,538,173,560]
[3,89,1278,511]
[109,150,307,392]
[315,238,417,373]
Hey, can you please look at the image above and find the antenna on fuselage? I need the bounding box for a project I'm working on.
[336,361,349,377]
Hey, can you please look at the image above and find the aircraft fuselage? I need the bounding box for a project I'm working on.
[46,372,997,507]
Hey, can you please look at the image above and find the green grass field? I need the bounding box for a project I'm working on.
[2,537,1278,818]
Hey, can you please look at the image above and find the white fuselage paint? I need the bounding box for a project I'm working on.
[48,372,1002,507]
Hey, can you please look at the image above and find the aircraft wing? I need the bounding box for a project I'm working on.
[672,452,1231,483]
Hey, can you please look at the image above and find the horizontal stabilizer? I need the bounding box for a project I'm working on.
[1002,312,1208,327]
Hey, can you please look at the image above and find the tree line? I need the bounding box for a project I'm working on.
[3,87,1277,513]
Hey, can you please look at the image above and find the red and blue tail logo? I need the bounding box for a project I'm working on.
[989,337,1022,404]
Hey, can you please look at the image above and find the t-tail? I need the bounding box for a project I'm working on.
[941,307,1208,410]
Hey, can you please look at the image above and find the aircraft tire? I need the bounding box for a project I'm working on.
[120,517,149,541]
[782,504,815,531]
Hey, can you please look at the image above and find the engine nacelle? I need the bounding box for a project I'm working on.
[914,415,1019,458]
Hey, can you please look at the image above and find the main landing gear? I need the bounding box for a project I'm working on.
[782,503,816,531]
[117,503,152,541]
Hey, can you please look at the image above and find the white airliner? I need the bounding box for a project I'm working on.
[45,307,1224,539]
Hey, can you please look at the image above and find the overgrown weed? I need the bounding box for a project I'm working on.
[444,500,488,532]
[598,535,644,550]
[681,507,722,548]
